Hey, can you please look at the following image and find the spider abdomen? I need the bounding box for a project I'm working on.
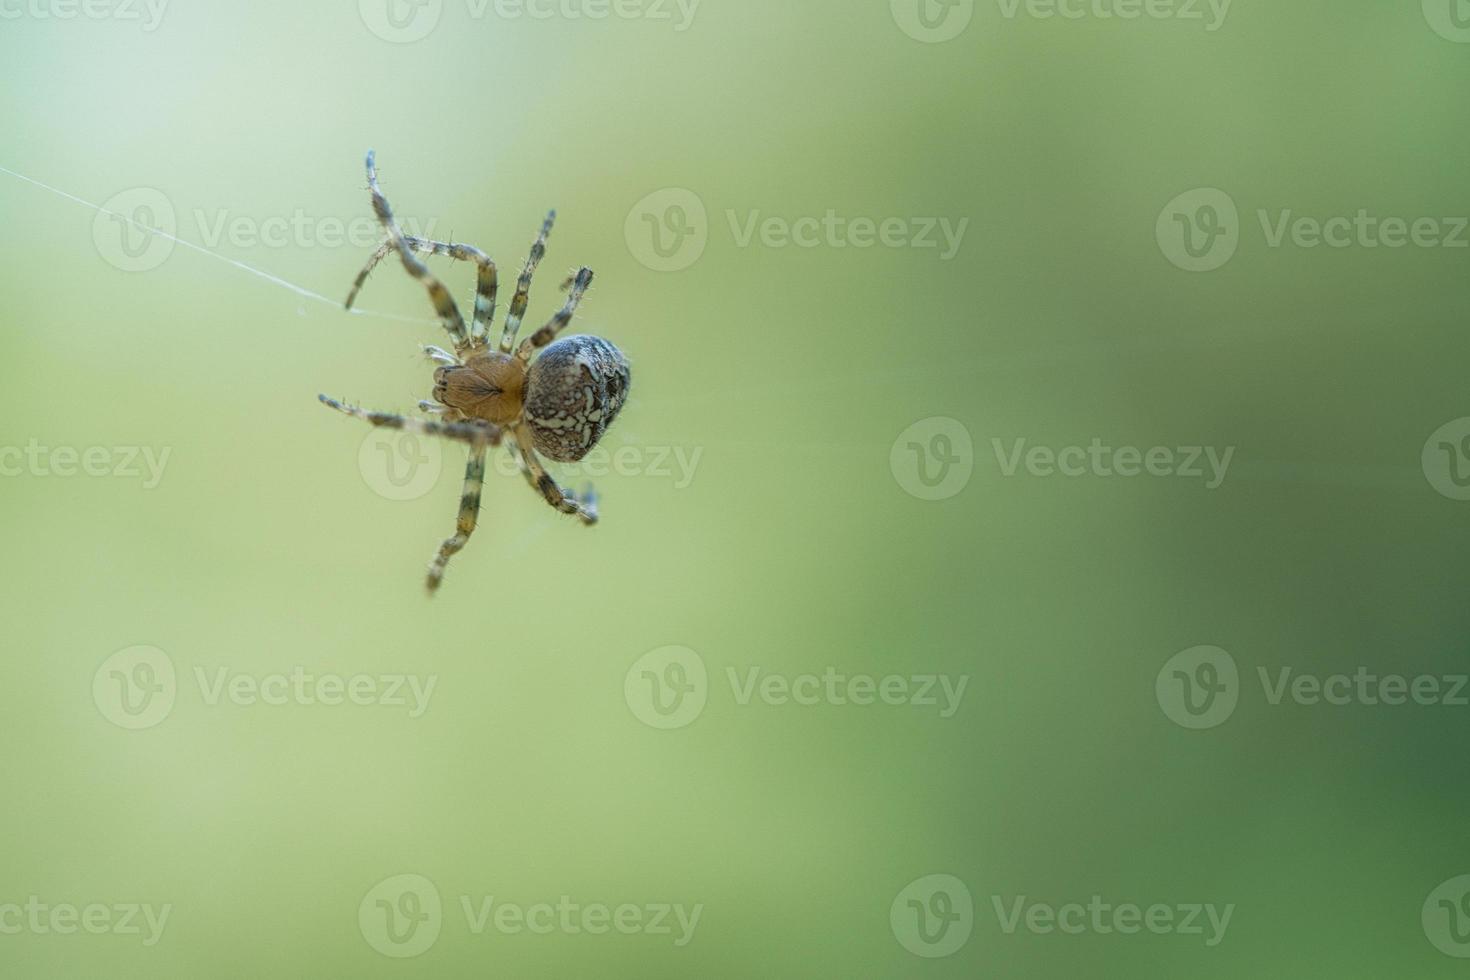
[523,335,631,462]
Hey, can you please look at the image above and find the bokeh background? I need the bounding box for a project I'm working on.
[3,0,1470,976]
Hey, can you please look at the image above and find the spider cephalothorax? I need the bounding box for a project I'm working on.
[319,151,631,593]
[432,334,629,461]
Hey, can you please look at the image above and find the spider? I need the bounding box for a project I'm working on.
[320,151,631,593]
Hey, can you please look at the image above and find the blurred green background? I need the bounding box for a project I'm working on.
[3,0,1470,976]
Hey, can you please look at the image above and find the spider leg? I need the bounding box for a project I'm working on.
[517,266,593,361]
[426,444,486,593]
[422,345,459,366]
[364,151,470,349]
[510,426,598,524]
[498,210,555,353]
[346,238,499,345]
[343,239,393,311]
[318,395,502,448]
